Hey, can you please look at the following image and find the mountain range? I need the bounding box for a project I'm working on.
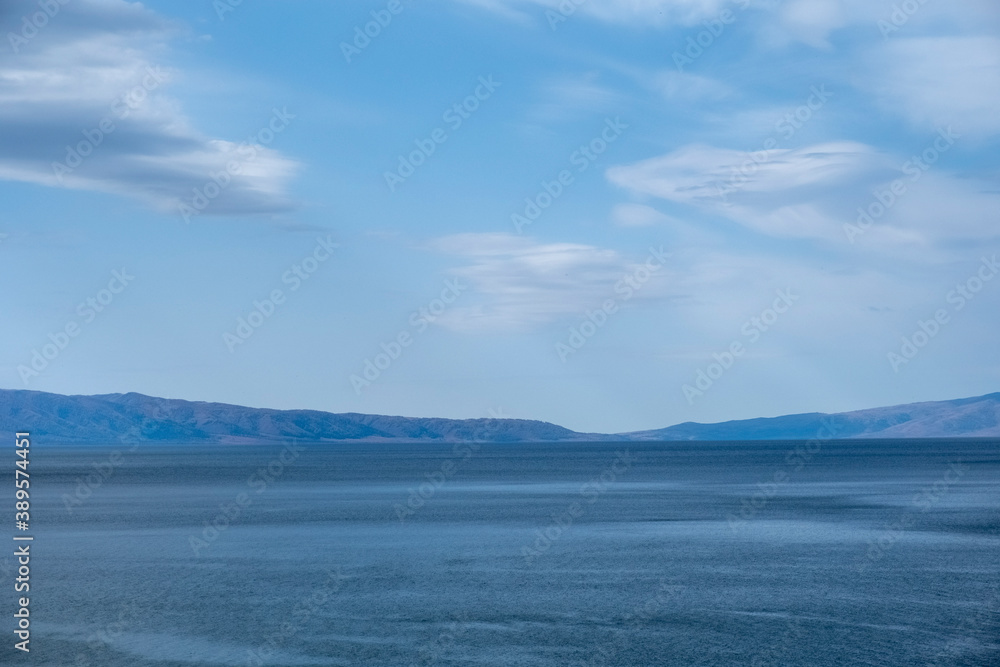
[2,388,999,444]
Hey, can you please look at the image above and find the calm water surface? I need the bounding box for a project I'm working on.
[6,439,999,666]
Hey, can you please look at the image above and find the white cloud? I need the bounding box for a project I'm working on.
[650,69,735,101]
[428,233,949,366]
[447,0,538,24]
[572,0,739,26]
[449,0,745,27]
[775,0,848,48]
[0,0,299,217]
[608,142,892,240]
[429,233,672,331]
[760,1,1000,49]
[606,140,1000,252]
[611,203,676,227]
[450,0,1000,49]
[865,36,1000,137]
[529,73,623,122]
[863,169,1000,247]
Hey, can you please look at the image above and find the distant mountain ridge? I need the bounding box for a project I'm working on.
[1,388,998,443]
[627,392,1000,441]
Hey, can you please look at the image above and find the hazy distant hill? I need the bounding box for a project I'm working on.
[0,389,998,443]
[626,392,1000,441]
[0,389,593,444]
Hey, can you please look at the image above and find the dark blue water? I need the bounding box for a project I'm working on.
[5,440,998,665]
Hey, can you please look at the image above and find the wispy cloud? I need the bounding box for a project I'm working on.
[611,203,678,227]
[449,0,746,28]
[429,233,671,331]
[863,36,1000,137]
[767,0,852,48]
[528,73,623,123]
[608,142,893,240]
[649,70,735,101]
[607,138,1000,255]
[0,0,299,217]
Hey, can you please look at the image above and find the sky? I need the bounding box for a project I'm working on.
[1,0,998,433]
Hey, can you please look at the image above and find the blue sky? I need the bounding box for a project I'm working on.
[1,0,998,433]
